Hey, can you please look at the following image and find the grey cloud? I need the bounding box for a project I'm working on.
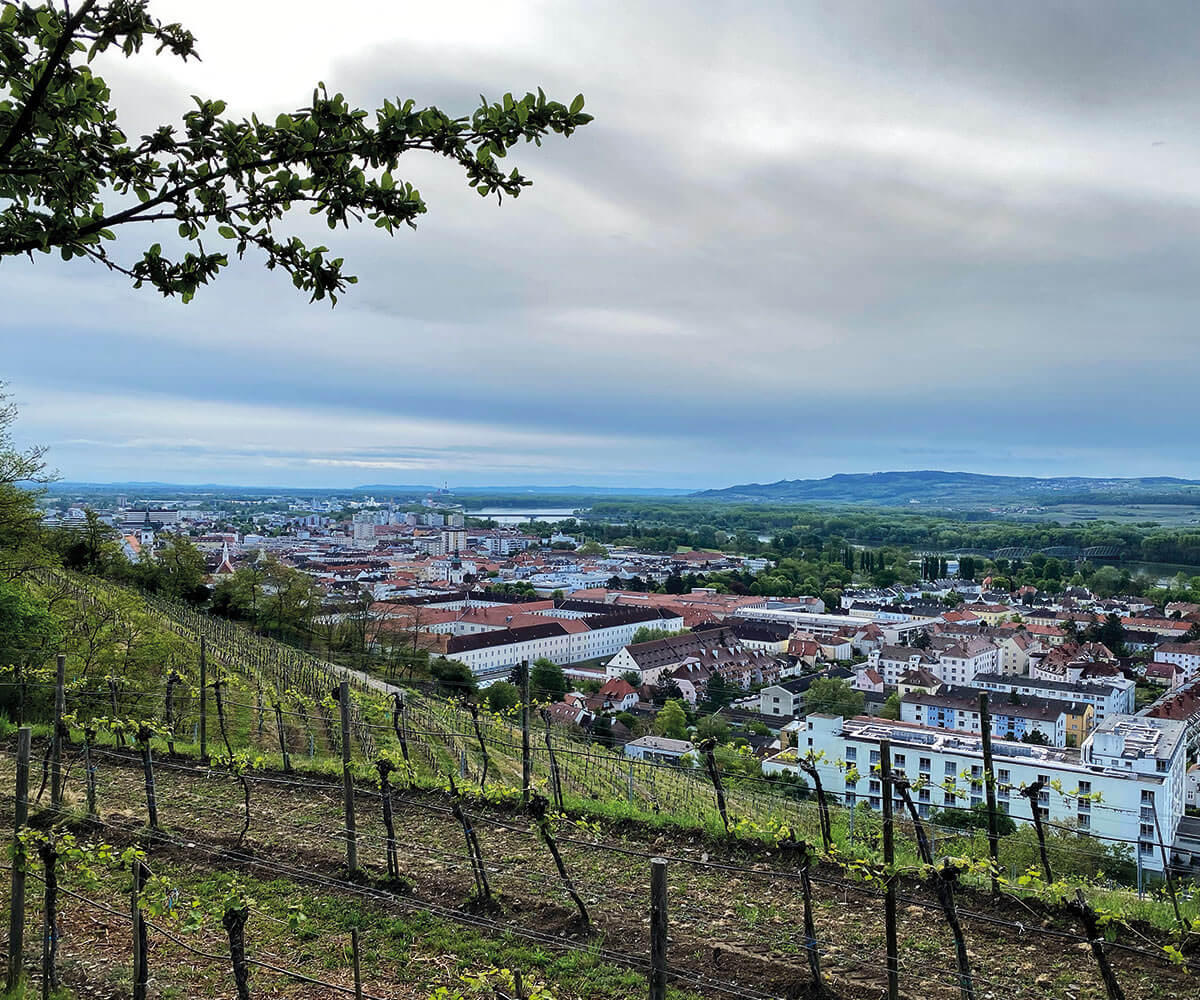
[4,1,1200,485]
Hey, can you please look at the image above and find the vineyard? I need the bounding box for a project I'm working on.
[0,575,1198,1000]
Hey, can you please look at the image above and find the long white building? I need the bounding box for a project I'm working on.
[973,672,1136,721]
[734,605,934,644]
[764,713,1187,873]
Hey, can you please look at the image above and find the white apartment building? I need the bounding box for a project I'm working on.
[444,611,683,674]
[866,639,1000,687]
[764,713,1187,872]
[1154,643,1200,682]
[973,672,1136,721]
[735,606,934,644]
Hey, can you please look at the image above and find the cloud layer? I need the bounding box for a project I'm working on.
[4,1,1200,487]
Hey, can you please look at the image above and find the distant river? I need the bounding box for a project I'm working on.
[467,507,582,525]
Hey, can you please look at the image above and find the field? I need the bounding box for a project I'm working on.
[1016,504,1200,528]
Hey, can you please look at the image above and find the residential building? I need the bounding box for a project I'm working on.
[1154,643,1200,682]
[624,736,695,764]
[973,671,1136,720]
[765,713,1187,872]
[900,686,1093,747]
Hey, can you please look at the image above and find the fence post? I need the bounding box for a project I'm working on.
[83,725,97,816]
[628,764,635,805]
[519,660,532,807]
[978,692,1001,895]
[650,857,668,1000]
[340,681,358,874]
[6,727,31,993]
[351,928,364,1000]
[199,636,208,762]
[131,860,148,1000]
[879,739,899,1000]
[51,653,65,807]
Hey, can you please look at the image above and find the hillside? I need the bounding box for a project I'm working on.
[2,578,1196,999]
[693,470,1200,508]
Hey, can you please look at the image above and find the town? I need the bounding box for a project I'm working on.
[42,489,1200,883]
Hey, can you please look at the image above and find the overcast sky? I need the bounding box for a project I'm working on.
[4,1,1200,489]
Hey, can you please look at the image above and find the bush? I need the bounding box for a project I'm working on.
[530,658,566,703]
[485,681,519,714]
[430,657,477,698]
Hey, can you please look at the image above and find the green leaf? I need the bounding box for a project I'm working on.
[218,226,237,239]
[569,94,585,115]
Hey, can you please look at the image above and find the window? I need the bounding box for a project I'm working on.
[919,756,931,771]
[945,762,957,777]
[894,753,906,768]
[846,747,857,761]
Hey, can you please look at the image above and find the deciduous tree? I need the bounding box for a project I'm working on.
[0,1,591,302]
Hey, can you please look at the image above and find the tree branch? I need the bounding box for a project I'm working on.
[0,0,100,163]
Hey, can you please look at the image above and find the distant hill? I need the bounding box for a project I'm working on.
[692,470,1200,507]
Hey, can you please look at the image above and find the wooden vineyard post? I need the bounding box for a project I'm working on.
[50,653,65,807]
[131,860,149,1000]
[199,636,209,762]
[7,727,30,994]
[83,724,98,816]
[879,739,899,1000]
[351,928,364,1000]
[650,856,668,1000]
[165,671,181,756]
[978,692,1001,895]
[520,660,531,807]
[340,681,358,874]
